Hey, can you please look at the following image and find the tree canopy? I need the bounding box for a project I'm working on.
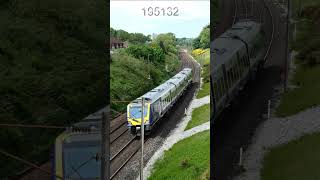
[0,0,107,177]
[110,27,151,44]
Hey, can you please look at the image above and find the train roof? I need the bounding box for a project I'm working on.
[211,21,261,70]
[131,68,192,104]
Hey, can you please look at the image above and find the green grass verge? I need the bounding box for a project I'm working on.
[185,104,210,130]
[197,82,210,99]
[148,131,210,180]
[261,132,320,180]
[275,65,320,117]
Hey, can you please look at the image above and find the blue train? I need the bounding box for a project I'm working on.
[127,68,193,135]
[211,20,265,122]
[53,108,105,179]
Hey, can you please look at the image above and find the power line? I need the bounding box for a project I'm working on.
[111,100,132,103]
[0,123,99,133]
[0,149,63,180]
[0,123,66,129]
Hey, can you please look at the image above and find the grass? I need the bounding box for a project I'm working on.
[261,132,320,180]
[197,82,210,99]
[275,64,320,117]
[185,104,210,130]
[276,0,320,117]
[148,131,210,180]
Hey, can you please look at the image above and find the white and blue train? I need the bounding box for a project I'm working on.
[127,68,193,135]
[211,20,265,122]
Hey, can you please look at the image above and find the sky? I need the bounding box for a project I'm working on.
[110,1,210,38]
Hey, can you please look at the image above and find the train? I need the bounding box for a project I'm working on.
[53,107,106,180]
[211,20,265,122]
[127,68,193,135]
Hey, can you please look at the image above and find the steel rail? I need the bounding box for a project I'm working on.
[110,119,126,135]
[233,0,238,25]
[110,128,128,144]
[262,0,275,63]
[110,138,149,179]
[110,136,137,161]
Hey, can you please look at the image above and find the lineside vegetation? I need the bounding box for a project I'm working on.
[0,0,107,177]
[149,131,210,180]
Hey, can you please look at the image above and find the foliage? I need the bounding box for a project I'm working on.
[192,37,201,49]
[0,0,107,177]
[110,27,151,44]
[192,48,210,85]
[152,33,178,54]
[177,37,193,52]
[276,1,320,117]
[111,51,180,113]
[261,132,320,180]
[111,31,181,114]
[197,82,210,99]
[275,65,320,117]
[125,44,166,66]
[291,3,320,66]
[185,104,210,130]
[192,25,210,49]
[149,131,210,180]
[199,27,210,49]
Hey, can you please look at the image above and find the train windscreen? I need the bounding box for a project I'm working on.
[63,143,100,180]
[129,105,148,119]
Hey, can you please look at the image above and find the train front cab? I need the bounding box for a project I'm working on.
[127,102,151,135]
[54,132,100,180]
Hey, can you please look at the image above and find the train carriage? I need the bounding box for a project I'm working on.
[53,107,106,180]
[127,68,193,135]
[211,21,266,122]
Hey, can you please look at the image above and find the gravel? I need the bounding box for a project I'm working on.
[234,106,320,180]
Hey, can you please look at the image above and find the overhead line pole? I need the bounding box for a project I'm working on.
[284,0,290,92]
[101,106,110,180]
[140,97,145,180]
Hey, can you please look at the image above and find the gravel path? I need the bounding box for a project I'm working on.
[140,94,210,180]
[234,106,320,180]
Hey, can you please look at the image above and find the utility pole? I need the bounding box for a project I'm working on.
[251,0,254,17]
[140,97,145,180]
[298,0,302,17]
[284,0,290,92]
[101,106,110,180]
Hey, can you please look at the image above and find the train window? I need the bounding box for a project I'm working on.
[218,78,223,99]
[234,61,239,81]
[221,76,226,96]
[237,58,242,78]
[227,69,232,88]
[240,57,244,74]
[220,77,226,98]
[216,79,221,99]
[213,82,219,102]
[232,67,236,84]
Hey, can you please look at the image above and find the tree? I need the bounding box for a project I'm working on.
[199,27,210,49]
[153,33,177,54]
[192,37,201,49]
